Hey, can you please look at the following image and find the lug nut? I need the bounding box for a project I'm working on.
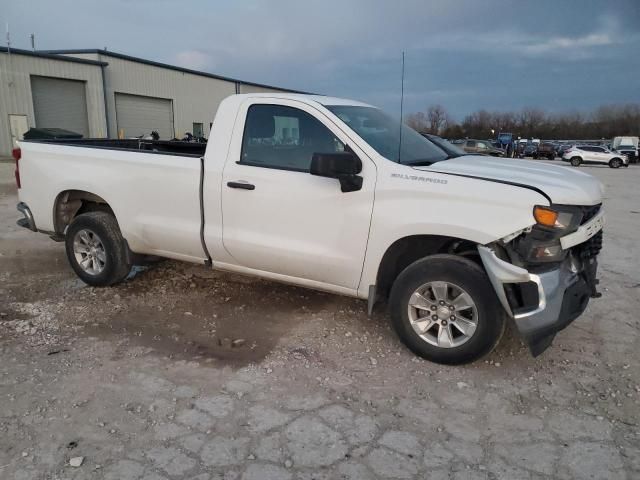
[441,320,448,326]
[448,305,454,311]
[450,316,456,321]
[439,301,445,305]
[432,315,438,320]
[431,305,437,311]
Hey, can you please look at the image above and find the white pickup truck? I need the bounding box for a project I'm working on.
[14,93,605,364]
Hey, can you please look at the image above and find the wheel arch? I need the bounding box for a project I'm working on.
[53,189,115,235]
[374,234,482,300]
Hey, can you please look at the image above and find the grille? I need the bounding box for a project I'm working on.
[580,204,601,224]
[575,230,603,260]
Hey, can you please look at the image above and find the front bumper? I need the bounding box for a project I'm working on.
[478,246,596,356]
[17,202,37,232]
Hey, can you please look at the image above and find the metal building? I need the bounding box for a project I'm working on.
[0,47,301,156]
[0,47,108,155]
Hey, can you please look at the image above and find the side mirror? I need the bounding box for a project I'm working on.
[310,152,363,193]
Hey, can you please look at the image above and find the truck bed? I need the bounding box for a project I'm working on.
[17,139,208,263]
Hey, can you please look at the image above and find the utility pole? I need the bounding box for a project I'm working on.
[30,33,35,51]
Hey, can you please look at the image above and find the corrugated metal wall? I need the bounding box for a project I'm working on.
[65,52,295,140]
[68,52,237,139]
[0,52,106,155]
[0,49,299,154]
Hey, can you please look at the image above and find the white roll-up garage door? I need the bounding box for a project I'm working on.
[115,93,174,139]
[31,76,90,136]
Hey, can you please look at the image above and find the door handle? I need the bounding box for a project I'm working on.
[227,181,255,190]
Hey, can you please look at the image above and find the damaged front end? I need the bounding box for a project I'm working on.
[478,204,604,356]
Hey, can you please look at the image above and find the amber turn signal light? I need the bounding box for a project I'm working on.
[533,206,558,226]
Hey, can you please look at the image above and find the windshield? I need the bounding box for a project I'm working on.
[326,105,448,165]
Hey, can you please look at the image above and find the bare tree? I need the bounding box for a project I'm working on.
[414,103,640,140]
[427,104,448,135]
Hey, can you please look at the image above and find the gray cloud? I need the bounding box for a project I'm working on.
[2,0,639,118]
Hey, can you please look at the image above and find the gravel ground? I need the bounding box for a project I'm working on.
[1,161,639,480]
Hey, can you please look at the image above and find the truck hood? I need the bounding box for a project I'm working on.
[419,156,603,206]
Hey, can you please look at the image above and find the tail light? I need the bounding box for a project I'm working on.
[12,147,21,188]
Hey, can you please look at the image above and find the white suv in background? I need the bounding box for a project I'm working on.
[562,145,629,168]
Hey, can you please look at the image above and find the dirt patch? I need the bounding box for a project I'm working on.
[83,265,339,365]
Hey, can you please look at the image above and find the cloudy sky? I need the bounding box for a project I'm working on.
[3,0,639,119]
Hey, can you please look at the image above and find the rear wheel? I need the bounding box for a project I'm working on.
[65,212,132,286]
[389,255,506,365]
[609,158,622,169]
[570,157,582,167]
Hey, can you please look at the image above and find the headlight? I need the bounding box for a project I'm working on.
[515,205,584,263]
[529,243,564,261]
[533,205,582,231]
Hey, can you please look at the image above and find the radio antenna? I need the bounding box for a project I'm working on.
[398,51,405,163]
[5,22,10,54]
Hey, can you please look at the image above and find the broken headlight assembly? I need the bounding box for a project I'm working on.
[514,205,583,263]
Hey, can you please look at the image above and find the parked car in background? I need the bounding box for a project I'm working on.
[613,144,638,164]
[461,139,505,157]
[562,145,628,168]
[533,142,556,160]
[421,133,468,158]
[612,136,638,164]
[520,143,538,158]
[557,144,573,157]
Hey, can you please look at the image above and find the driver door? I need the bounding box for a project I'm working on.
[220,100,376,291]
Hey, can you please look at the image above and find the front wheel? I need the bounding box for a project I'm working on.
[389,255,506,365]
[609,158,622,169]
[65,212,132,287]
[570,157,582,167]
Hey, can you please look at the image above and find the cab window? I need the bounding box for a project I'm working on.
[240,104,344,172]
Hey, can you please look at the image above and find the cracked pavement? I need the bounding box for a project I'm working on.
[1,162,639,479]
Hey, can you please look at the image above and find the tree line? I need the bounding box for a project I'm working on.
[406,103,640,140]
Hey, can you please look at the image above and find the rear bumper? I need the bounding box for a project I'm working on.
[16,202,37,231]
[478,246,595,356]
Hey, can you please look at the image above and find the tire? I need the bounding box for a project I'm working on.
[389,254,506,365]
[65,211,132,287]
[570,157,582,167]
[609,158,622,169]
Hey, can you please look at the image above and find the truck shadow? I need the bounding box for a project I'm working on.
[83,260,363,367]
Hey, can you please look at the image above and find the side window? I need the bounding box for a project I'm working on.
[193,122,204,138]
[593,147,604,152]
[477,142,487,149]
[240,104,344,172]
[466,140,474,147]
